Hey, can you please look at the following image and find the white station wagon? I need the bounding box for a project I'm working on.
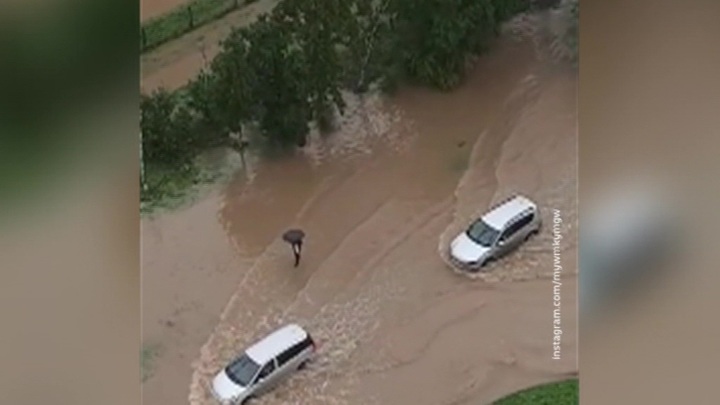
[449,194,541,272]
[211,324,316,404]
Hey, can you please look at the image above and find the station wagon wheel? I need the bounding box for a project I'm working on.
[298,360,309,370]
[241,396,255,405]
[480,257,495,268]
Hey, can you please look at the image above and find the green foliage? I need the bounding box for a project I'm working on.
[141,90,196,166]
[563,0,579,61]
[141,161,199,207]
[187,30,253,136]
[140,87,233,204]
[493,379,578,404]
[140,0,536,210]
[341,0,396,93]
[274,0,349,127]
[387,0,530,90]
[492,0,532,22]
[141,0,239,52]
[241,17,313,147]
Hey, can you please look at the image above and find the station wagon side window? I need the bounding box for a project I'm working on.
[257,360,276,381]
[500,211,534,241]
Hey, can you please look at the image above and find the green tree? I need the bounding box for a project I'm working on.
[141,89,197,166]
[188,28,255,140]
[340,0,396,93]
[386,0,499,90]
[140,89,202,203]
[241,17,312,147]
[491,0,532,24]
[381,0,531,90]
[273,0,350,132]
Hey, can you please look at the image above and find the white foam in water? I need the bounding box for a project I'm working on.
[437,39,577,283]
[301,91,415,167]
[505,1,578,64]
[189,270,402,405]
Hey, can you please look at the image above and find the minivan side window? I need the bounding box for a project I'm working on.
[276,337,311,367]
[257,360,276,381]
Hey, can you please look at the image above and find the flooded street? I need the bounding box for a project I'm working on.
[142,13,577,405]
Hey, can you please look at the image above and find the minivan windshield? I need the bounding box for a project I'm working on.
[466,219,500,247]
[225,355,260,387]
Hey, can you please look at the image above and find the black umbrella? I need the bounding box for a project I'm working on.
[282,229,305,244]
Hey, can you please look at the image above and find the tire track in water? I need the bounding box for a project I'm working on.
[438,28,578,282]
[189,197,452,405]
[188,86,420,405]
[438,70,544,281]
[256,199,455,405]
[189,173,418,403]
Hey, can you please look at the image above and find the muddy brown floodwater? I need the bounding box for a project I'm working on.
[142,12,577,405]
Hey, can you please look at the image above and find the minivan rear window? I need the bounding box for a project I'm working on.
[277,335,312,366]
[225,355,260,387]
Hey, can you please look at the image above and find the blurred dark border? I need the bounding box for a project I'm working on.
[0,1,140,404]
[580,0,720,403]
[1,0,719,403]
[0,0,139,212]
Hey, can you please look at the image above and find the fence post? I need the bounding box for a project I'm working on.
[140,132,147,191]
[188,6,194,29]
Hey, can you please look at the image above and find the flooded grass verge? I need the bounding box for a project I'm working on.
[141,147,249,216]
[141,343,162,382]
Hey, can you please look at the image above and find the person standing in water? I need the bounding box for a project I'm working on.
[292,239,302,267]
[282,229,306,267]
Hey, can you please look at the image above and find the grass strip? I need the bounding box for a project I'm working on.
[141,0,250,52]
[492,378,578,405]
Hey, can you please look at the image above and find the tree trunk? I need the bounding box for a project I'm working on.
[355,0,390,92]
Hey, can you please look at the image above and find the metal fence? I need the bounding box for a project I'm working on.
[141,0,250,52]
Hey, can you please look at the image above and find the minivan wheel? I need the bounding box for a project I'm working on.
[298,360,309,370]
[525,229,539,241]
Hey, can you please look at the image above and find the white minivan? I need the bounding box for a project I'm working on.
[449,194,541,272]
[211,324,316,404]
